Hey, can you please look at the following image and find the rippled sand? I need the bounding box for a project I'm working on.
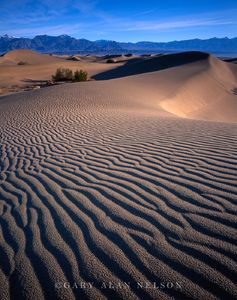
[0,52,237,300]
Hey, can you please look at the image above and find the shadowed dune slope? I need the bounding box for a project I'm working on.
[92,51,210,80]
[0,79,237,300]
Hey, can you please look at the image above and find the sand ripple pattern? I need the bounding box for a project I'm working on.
[0,84,237,300]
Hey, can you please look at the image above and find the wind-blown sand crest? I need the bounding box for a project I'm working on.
[0,52,237,300]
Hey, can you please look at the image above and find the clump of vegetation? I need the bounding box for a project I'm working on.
[18,61,27,65]
[52,68,73,82]
[74,69,88,82]
[52,68,88,82]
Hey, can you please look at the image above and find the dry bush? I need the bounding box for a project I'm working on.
[74,69,88,82]
[52,67,74,82]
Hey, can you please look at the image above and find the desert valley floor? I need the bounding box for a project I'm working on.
[0,51,237,300]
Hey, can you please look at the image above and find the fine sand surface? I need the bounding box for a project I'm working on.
[0,51,237,300]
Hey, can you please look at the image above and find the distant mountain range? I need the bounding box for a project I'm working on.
[0,34,237,55]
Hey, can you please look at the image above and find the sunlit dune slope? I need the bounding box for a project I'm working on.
[1,49,60,65]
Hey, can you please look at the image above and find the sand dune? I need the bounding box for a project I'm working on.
[159,55,237,122]
[92,52,237,123]
[0,52,237,300]
[0,50,122,95]
[1,50,61,65]
[1,50,236,123]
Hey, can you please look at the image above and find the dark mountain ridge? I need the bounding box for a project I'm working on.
[0,34,236,55]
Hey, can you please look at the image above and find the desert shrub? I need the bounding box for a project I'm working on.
[18,61,27,65]
[52,67,73,82]
[52,68,88,82]
[106,59,116,63]
[74,69,88,82]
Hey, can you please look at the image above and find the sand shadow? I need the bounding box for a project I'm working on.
[92,51,210,80]
[22,79,49,84]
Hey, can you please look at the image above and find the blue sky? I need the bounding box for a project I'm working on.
[0,0,237,42]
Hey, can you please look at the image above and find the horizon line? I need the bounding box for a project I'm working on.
[1,34,236,44]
